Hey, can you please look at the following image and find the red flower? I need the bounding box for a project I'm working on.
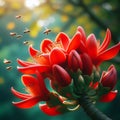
[17,31,82,74]
[11,72,50,108]
[77,26,120,66]
[12,26,119,116]
[90,65,118,102]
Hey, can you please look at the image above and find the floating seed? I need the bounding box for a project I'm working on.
[10,32,16,36]
[3,59,11,64]
[43,29,51,35]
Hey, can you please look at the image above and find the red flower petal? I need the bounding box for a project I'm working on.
[12,96,41,109]
[98,29,111,53]
[17,59,34,67]
[77,26,86,44]
[78,40,87,53]
[67,32,81,53]
[34,54,50,65]
[96,42,120,65]
[40,39,55,53]
[29,45,50,65]
[50,48,66,65]
[100,90,118,102]
[17,65,50,74]
[86,34,97,59]
[22,75,42,96]
[11,87,32,100]
[55,32,70,50]
[39,104,61,116]
[29,45,39,57]
[22,74,50,99]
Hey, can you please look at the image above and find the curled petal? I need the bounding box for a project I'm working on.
[52,64,71,87]
[17,65,50,74]
[100,90,118,102]
[11,87,32,100]
[17,59,34,67]
[50,48,66,65]
[39,104,61,116]
[67,32,81,53]
[86,34,97,59]
[55,32,70,50]
[98,29,111,53]
[22,74,49,99]
[12,96,41,109]
[40,39,55,53]
[80,53,93,75]
[22,75,42,96]
[29,45,39,57]
[96,42,120,65]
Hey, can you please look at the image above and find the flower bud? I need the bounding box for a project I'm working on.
[52,64,71,87]
[100,65,117,90]
[80,53,93,75]
[68,50,82,72]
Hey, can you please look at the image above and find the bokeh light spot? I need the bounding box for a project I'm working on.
[6,22,15,30]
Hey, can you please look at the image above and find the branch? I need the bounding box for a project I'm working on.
[69,0,119,44]
[79,95,112,120]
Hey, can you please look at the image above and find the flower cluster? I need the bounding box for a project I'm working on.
[12,26,120,116]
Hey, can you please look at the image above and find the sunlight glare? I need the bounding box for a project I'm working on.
[25,0,45,9]
[0,0,5,6]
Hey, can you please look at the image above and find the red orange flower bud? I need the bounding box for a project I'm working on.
[68,50,82,72]
[100,65,117,90]
[86,34,97,59]
[52,64,71,87]
[80,53,93,75]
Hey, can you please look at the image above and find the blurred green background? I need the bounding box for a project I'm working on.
[0,0,120,120]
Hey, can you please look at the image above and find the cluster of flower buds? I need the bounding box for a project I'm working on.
[12,26,120,116]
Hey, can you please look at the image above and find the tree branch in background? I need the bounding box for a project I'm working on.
[69,0,119,44]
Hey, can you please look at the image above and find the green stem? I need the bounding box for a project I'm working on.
[79,95,112,120]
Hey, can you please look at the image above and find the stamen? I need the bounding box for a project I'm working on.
[63,100,77,105]
[67,104,80,111]
[44,48,50,53]
[54,40,63,48]
[48,43,55,51]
